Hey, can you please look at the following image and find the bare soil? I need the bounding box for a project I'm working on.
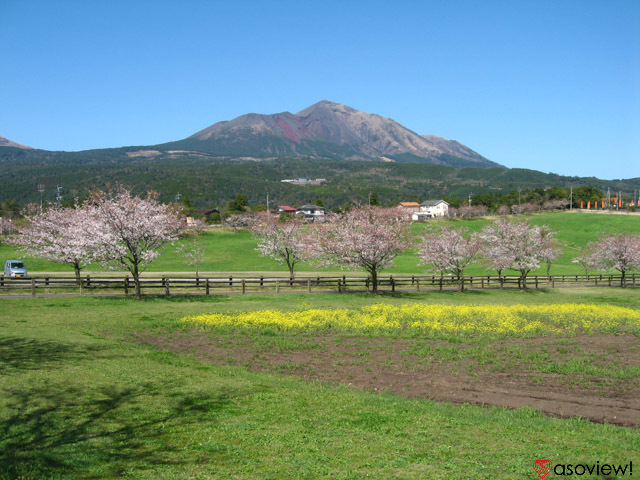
[135,331,640,427]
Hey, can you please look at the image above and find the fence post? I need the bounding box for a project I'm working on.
[86,275,91,288]
[307,278,311,293]
[165,278,170,296]
[45,276,50,294]
[206,278,210,295]
[229,276,233,287]
[31,278,36,297]
[416,279,420,292]
[481,277,484,289]
[80,278,83,296]
[551,277,555,288]
[365,277,370,292]
[242,279,246,294]
[391,275,395,292]
[608,276,612,287]
[1,275,4,288]
[124,277,129,296]
[276,279,280,294]
[535,277,538,289]
[260,275,264,287]
[338,278,342,293]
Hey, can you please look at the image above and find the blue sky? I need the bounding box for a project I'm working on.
[1,0,638,180]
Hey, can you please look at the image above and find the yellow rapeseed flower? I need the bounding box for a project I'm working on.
[180,304,640,337]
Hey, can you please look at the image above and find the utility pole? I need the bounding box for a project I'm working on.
[37,184,45,212]
[56,185,63,206]
[517,186,522,206]
[266,192,269,211]
[468,192,473,207]
[569,187,573,210]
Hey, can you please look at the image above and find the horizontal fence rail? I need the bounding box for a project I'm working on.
[0,273,638,297]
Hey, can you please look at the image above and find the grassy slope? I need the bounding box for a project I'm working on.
[1,289,639,479]
[1,211,639,275]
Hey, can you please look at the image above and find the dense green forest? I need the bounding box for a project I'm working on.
[1,146,638,210]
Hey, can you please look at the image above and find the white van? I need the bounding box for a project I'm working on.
[4,260,27,278]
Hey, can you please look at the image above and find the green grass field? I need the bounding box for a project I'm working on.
[1,288,639,479]
[1,211,638,276]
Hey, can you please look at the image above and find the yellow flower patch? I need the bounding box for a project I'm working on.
[180,304,640,337]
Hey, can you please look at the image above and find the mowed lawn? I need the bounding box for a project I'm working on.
[1,288,639,479]
[1,211,639,276]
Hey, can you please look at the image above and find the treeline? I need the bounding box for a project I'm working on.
[1,150,639,210]
[442,185,622,213]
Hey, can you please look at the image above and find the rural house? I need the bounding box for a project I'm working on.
[398,202,421,214]
[412,200,449,220]
[277,205,297,214]
[296,204,326,220]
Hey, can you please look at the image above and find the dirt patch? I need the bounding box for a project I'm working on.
[135,332,640,427]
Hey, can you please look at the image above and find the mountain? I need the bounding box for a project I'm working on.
[164,101,499,168]
[0,135,32,149]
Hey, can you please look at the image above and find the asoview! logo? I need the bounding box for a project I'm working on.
[533,460,633,477]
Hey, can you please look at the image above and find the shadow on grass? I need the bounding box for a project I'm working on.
[0,382,235,479]
[0,337,108,373]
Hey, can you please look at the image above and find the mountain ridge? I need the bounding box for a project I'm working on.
[0,135,32,149]
[178,100,498,167]
[0,101,497,168]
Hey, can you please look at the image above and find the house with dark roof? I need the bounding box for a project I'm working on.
[412,200,449,220]
[295,204,326,220]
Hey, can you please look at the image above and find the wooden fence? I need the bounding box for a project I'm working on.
[0,273,638,297]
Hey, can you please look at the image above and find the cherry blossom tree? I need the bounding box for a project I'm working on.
[305,206,410,293]
[176,237,206,277]
[478,217,516,284]
[249,211,305,278]
[572,247,600,276]
[540,225,563,276]
[496,205,510,216]
[89,187,182,298]
[418,225,481,292]
[224,213,253,231]
[479,218,559,288]
[588,233,640,286]
[11,202,100,285]
[458,205,488,219]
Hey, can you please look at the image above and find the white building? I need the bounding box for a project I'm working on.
[296,204,326,220]
[412,200,449,220]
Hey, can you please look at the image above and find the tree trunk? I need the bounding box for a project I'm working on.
[287,261,295,280]
[370,268,378,294]
[520,270,528,289]
[457,271,464,292]
[621,269,626,287]
[74,263,82,287]
[497,269,503,289]
[133,263,142,299]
